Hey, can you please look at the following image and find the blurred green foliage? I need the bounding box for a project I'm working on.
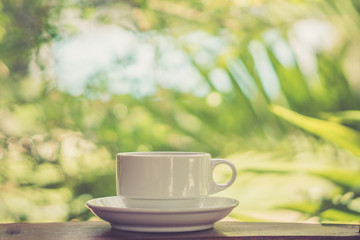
[0,0,359,223]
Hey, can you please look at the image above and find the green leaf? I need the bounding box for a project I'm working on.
[241,163,360,189]
[270,105,360,157]
[320,208,360,222]
[277,202,319,214]
[309,168,360,189]
[320,110,360,123]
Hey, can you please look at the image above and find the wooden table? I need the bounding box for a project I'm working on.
[0,221,359,240]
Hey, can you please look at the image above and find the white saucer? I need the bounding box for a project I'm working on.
[85,196,239,232]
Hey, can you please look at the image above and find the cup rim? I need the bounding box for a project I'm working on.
[117,151,210,157]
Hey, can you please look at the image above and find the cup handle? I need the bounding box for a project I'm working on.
[209,158,237,194]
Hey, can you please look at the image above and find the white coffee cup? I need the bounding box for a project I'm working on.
[116,152,237,200]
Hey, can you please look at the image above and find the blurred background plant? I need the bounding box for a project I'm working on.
[0,0,359,223]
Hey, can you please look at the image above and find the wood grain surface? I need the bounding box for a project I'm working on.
[0,221,359,240]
